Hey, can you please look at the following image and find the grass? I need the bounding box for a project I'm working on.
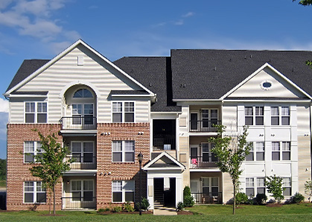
[0,180,5,188]
[1,204,312,222]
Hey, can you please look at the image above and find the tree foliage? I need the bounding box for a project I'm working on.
[209,125,252,214]
[0,159,6,180]
[29,129,72,215]
[265,175,284,203]
[304,180,312,201]
[293,0,312,6]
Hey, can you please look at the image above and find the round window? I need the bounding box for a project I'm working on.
[261,81,272,90]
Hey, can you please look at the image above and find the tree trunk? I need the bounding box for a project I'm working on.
[233,182,236,215]
[53,186,56,215]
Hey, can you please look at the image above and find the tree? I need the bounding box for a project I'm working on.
[0,159,6,180]
[265,175,284,204]
[29,129,72,215]
[304,180,312,202]
[293,0,312,6]
[209,125,252,215]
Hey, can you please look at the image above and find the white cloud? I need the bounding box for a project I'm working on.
[0,98,9,113]
[0,0,80,53]
[182,12,194,18]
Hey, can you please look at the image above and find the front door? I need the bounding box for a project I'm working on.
[72,104,94,125]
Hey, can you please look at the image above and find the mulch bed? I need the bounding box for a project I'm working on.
[98,210,153,215]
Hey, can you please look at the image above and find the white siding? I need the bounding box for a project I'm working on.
[229,67,305,98]
[10,45,150,123]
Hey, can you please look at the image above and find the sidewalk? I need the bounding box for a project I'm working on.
[153,207,177,215]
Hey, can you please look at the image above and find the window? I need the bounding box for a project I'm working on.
[245,106,263,125]
[246,142,265,161]
[71,142,94,163]
[25,102,47,123]
[272,142,291,161]
[246,178,254,197]
[73,89,93,98]
[202,177,219,196]
[24,181,46,203]
[283,178,291,196]
[72,104,94,125]
[112,180,135,202]
[112,141,135,162]
[257,178,265,194]
[271,106,290,125]
[202,143,217,162]
[201,109,218,128]
[112,102,134,123]
[24,141,43,163]
[71,180,94,201]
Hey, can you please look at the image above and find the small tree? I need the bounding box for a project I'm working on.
[209,125,252,214]
[304,180,312,202]
[29,129,72,215]
[183,186,194,207]
[265,175,284,204]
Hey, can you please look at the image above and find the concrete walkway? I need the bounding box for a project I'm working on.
[153,207,177,215]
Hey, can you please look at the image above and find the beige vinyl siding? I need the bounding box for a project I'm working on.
[135,100,150,122]
[11,45,150,123]
[228,68,304,98]
[222,105,237,131]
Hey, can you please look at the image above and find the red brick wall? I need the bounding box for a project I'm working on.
[6,124,63,211]
[96,123,150,209]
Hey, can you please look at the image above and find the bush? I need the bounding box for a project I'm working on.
[236,192,248,205]
[97,208,110,213]
[123,202,134,212]
[177,202,184,211]
[136,197,150,211]
[291,192,304,203]
[183,186,194,207]
[256,193,267,205]
[112,206,122,213]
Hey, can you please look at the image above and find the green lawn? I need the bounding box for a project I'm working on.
[1,204,312,222]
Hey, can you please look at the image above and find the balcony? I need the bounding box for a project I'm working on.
[191,192,222,204]
[61,116,97,130]
[153,136,175,151]
[189,120,221,132]
[65,155,96,170]
[61,197,96,210]
[190,155,218,169]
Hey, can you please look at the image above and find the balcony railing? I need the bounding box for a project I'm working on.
[61,116,97,130]
[61,196,96,209]
[153,136,176,151]
[190,155,218,169]
[191,192,222,204]
[65,155,96,169]
[189,120,221,132]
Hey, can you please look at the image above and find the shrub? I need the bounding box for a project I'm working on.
[291,192,304,203]
[123,202,134,212]
[183,186,194,207]
[236,192,248,205]
[97,208,110,213]
[177,202,184,211]
[112,206,122,213]
[256,193,267,205]
[136,197,150,211]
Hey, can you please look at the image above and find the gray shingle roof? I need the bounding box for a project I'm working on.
[114,57,181,112]
[6,59,50,92]
[171,49,312,99]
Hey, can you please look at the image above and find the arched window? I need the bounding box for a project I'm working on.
[73,89,93,98]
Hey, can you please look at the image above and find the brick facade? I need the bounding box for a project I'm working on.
[6,124,62,211]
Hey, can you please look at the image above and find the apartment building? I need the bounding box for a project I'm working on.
[4,40,312,210]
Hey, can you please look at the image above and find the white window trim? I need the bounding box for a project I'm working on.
[71,141,94,163]
[246,177,266,198]
[200,108,219,128]
[24,101,48,123]
[111,101,135,123]
[23,141,43,163]
[72,88,94,98]
[70,179,95,202]
[246,142,265,162]
[283,177,292,197]
[112,180,135,203]
[23,181,46,204]
[271,106,290,126]
[112,140,135,163]
[272,141,291,161]
[245,106,264,126]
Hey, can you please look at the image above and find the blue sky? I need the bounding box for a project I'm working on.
[0,0,311,159]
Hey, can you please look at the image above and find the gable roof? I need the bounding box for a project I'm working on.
[4,39,154,97]
[114,57,181,112]
[171,49,312,100]
[143,152,185,171]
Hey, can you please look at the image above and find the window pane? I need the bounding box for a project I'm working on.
[271,107,279,115]
[113,102,122,112]
[282,152,290,160]
[113,141,122,151]
[83,191,93,201]
[246,153,254,161]
[113,192,122,202]
[72,192,81,201]
[84,104,93,115]
[256,152,265,161]
[113,153,122,162]
[125,152,134,162]
[282,117,290,125]
[124,181,135,191]
[257,188,265,194]
[112,181,122,191]
[113,113,122,122]
[202,178,209,187]
[272,152,280,160]
[125,192,134,202]
[203,153,209,162]
[125,102,134,112]
[37,113,47,123]
[283,187,291,196]
[125,113,134,122]
[246,188,254,197]
[211,178,218,186]
[256,107,264,115]
[245,117,253,125]
[83,142,93,153]
[203,187,209,194]
[25,193,33,203]
[37,193,46,203]
[282,107,290,115]
[271,117,279,125]
[72,142,82,152]
[211,187,219,196]
[83,153,93,162]
[245,107,253,115]
[256,117,264,125]
[25,153,34,162]
[25,114,35,123]
[125,141,134,151]
[272,142,280,151]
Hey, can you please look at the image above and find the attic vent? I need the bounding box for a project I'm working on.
[77,56,84,66]
[261,80,272,90]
